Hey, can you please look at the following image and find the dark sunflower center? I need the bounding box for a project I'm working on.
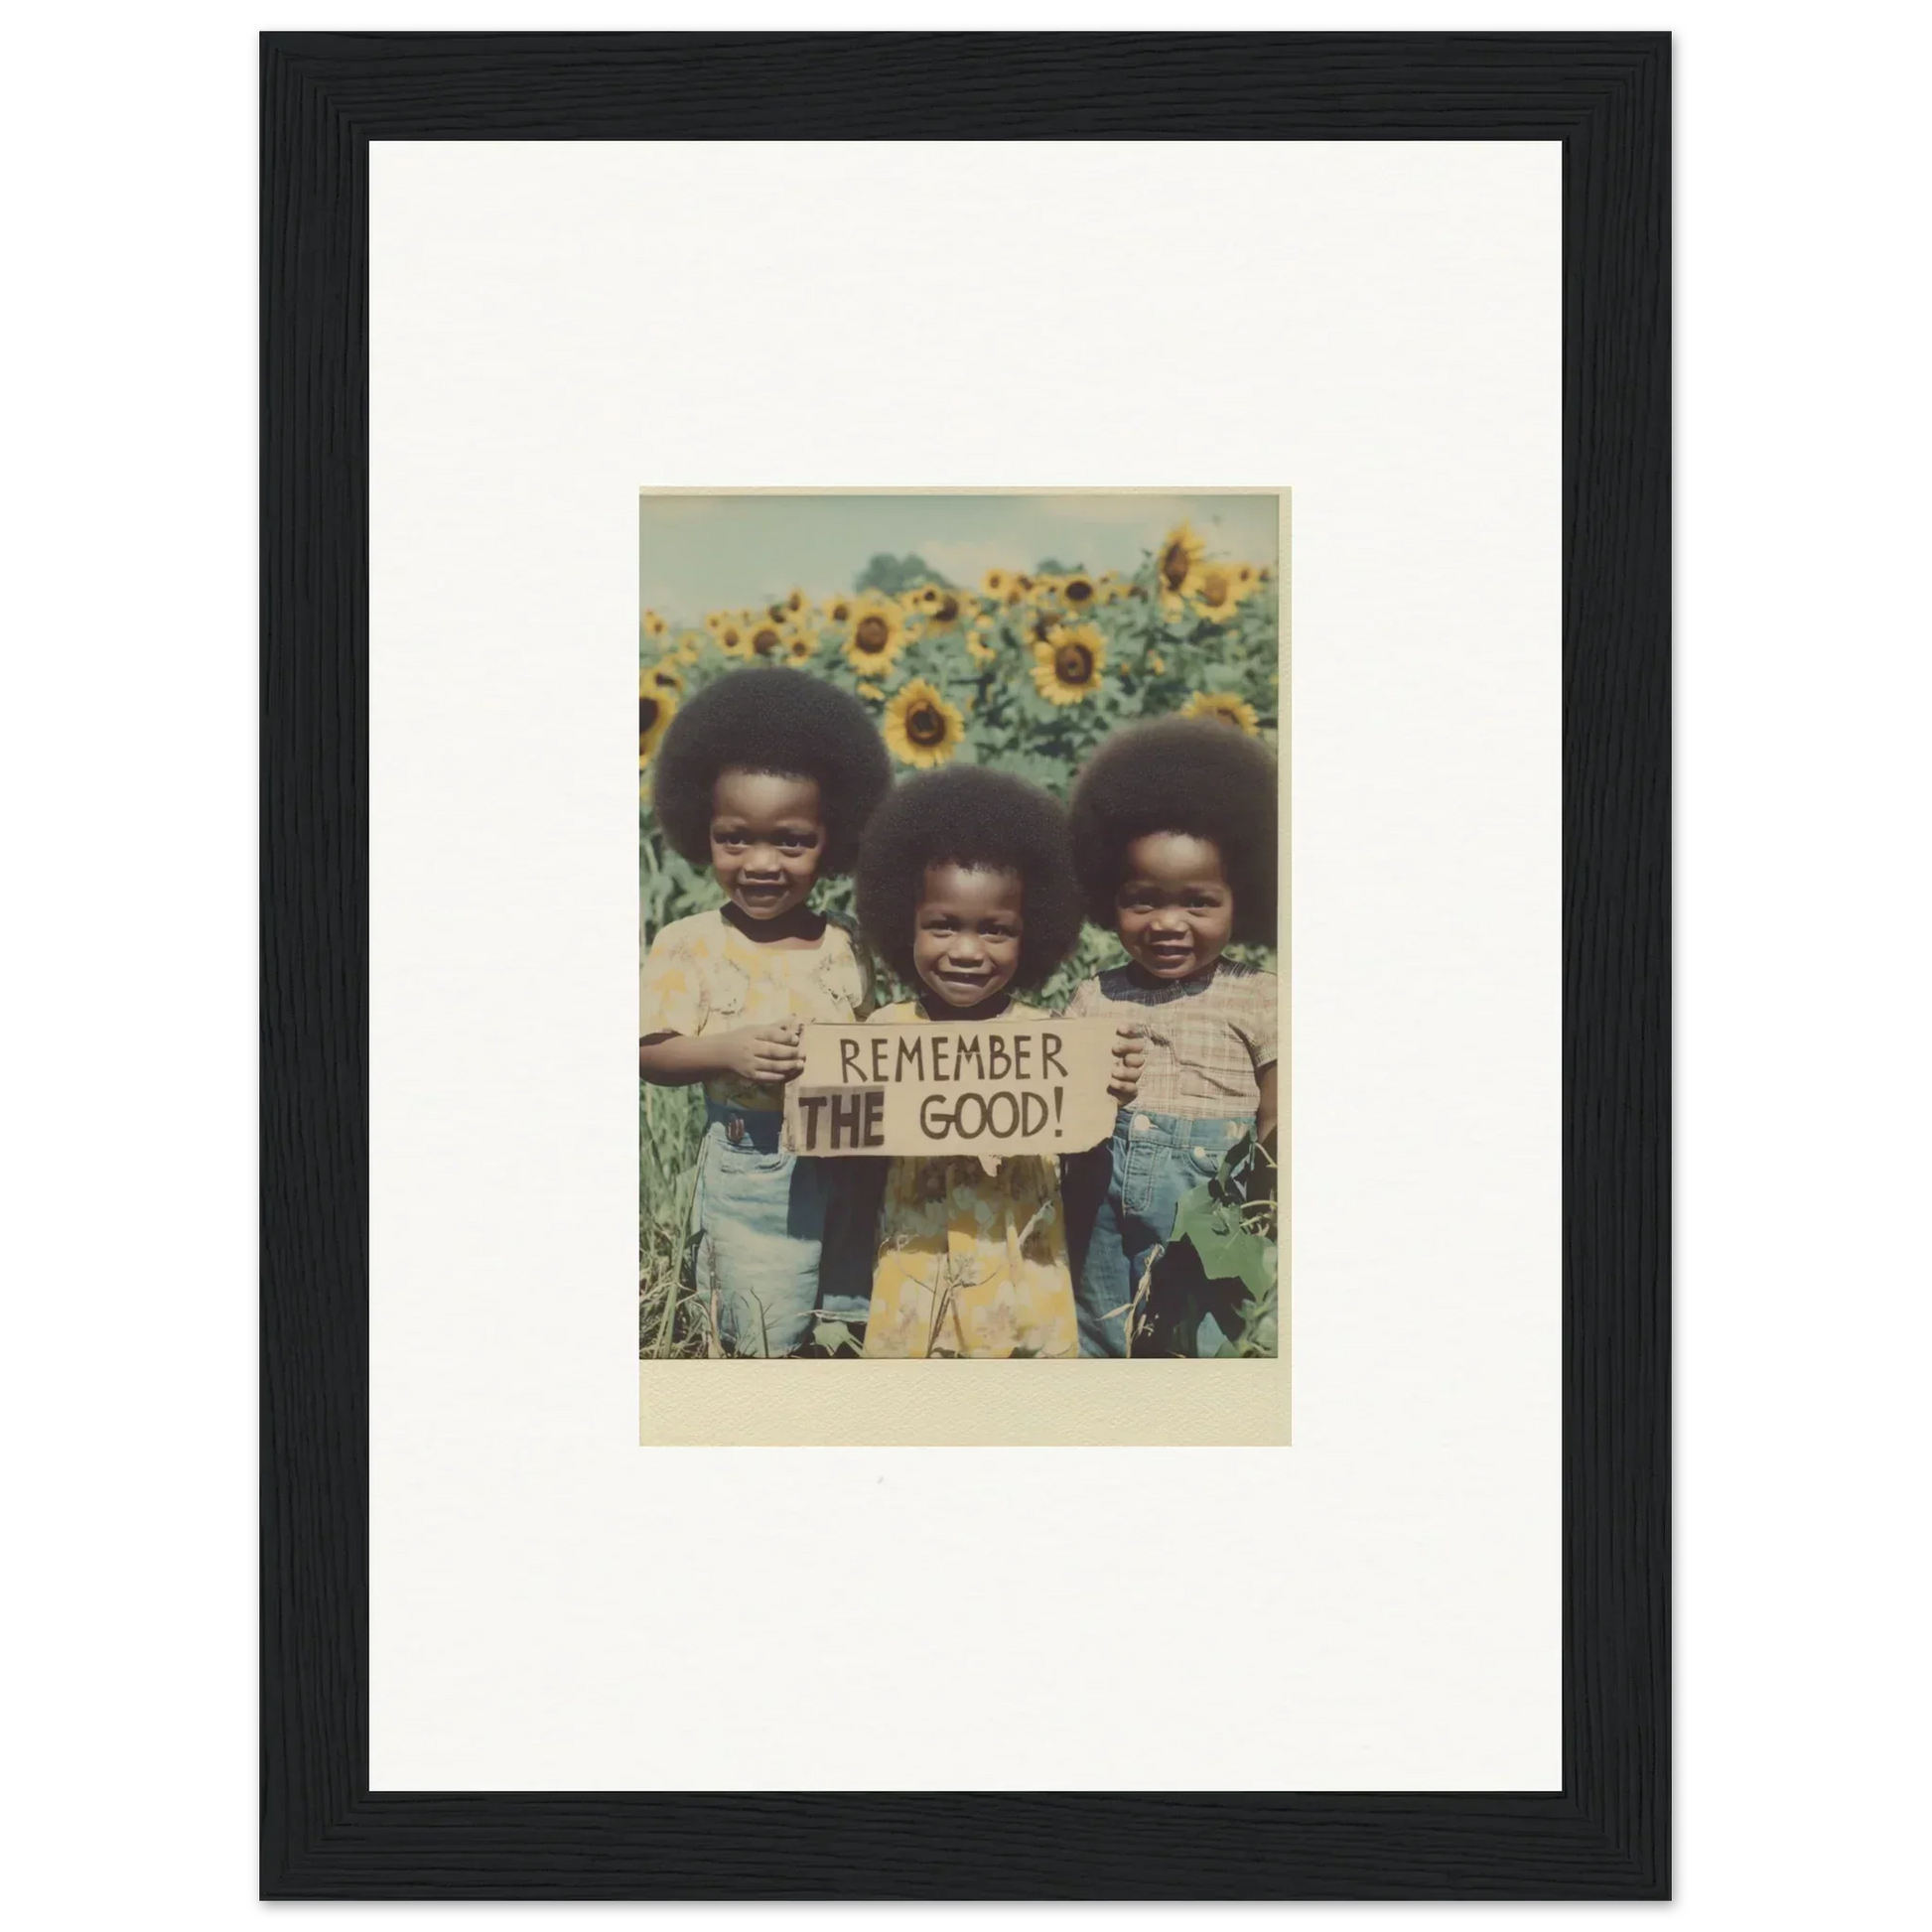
[855,616,890,652]
[752,626,782,654]
[1065,579,1093,604]
[639,696,659,734]
[1055,644,1095,684]
[934,594,960,622]
[1161,542,1191,589]
[904,702,946,746]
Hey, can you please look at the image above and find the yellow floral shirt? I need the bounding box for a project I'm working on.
[637,908,873,1112]
[863,1002,1077,1360]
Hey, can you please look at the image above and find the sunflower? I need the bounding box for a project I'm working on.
[644,658,684,697]
[782,626,819,664]
[1154,521,1207,613]
[856,680,885,702]
[1031,623,1108,705]
[1146,650,1168,674]
[1051,571,1100,614]
[707,610,754,658]
[1231,562,1263,599]
[918,585,975,632]
[980,567,1012,600]
[820,590,857,627]
[842,597,907,675]
[641,609,669,642]
[883,679,966,767]
[965,633,998,666]
[1188,563,1243,624]
[779,587,810,620]
[674,631,706,664]
[1180,690,1261,735]
[745,615,789,659]
[638,673,677,766]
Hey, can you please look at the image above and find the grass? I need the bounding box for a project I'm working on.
[637,1080,708,1357]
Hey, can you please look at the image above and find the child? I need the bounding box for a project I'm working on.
[851,767,1141,1359]
[639,667,892,1356]
[1063,716,1280,1357]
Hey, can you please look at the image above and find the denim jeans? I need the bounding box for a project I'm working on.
[689,1102,874,1356]
[1064,1109,1254,1357]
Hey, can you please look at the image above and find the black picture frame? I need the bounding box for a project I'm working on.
[262,30,1669,1900]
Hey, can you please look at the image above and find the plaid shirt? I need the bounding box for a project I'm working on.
[1066,961,1279,1117]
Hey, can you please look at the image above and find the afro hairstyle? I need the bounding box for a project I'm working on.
[853,765,1084,994]
[1067,716,1279,944]
[650,667,892,876]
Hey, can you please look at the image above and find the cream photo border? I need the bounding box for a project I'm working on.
[635,486,1292,1445]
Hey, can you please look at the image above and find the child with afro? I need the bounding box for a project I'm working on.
[852,766,1144,1359]
[1063,716,1280,1357]
[640,667,892,1356]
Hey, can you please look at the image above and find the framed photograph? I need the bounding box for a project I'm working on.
[263,30,1668,1899]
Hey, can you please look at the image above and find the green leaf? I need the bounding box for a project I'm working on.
[1169,1181,1276,1299]
[812,1318,860,1356]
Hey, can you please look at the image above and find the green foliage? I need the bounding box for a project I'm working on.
[1165,1132,1280,1359]
[853,552,953,595]
[637,1080,708,1356]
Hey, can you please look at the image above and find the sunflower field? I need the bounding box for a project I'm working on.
[639,521,1282,1354]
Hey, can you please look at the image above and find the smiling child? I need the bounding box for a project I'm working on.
[639,668,891,1356]
[851,766,1141,1359]
[1063,716,1280,1356]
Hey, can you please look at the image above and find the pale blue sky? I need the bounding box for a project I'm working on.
[638,492,1280,622]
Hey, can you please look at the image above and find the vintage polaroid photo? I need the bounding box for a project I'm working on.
[638,492,1287,1439]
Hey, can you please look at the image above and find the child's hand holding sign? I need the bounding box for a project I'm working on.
[1107,1024,1146,1105]
[720,1020,807,1087]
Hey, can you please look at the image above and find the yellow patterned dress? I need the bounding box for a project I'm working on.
[863,1002,1078,1359]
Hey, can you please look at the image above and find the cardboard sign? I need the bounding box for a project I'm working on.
[782,1016,1120,1158]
